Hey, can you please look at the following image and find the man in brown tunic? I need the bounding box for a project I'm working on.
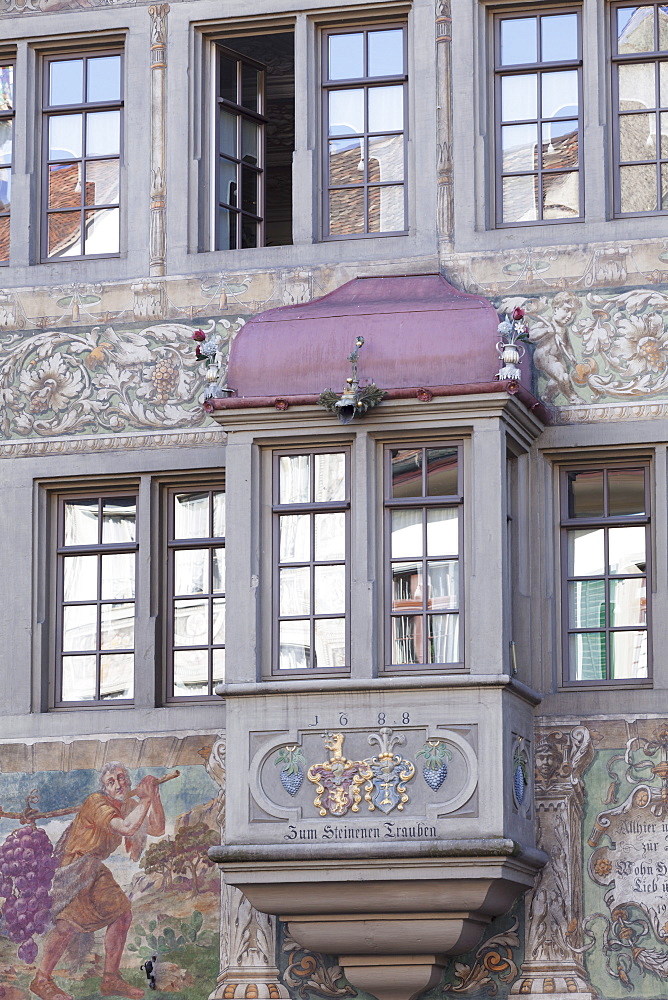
[30,763,165,1000]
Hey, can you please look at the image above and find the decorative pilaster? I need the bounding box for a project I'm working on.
[435,0,454,250]
[148,4,169,277]
[206,736,289,1000]
[510,726,597,1000]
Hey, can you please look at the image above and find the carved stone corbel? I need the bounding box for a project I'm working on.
[509,726,597,1000]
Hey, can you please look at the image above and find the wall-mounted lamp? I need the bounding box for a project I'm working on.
[318,336,385,424]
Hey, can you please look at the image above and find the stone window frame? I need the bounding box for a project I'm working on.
[559,460,653,688]
[382,441,464,674]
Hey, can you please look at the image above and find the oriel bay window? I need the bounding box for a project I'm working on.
[324,25,407,238]
[166,488,226,699]
[274,450,348,672]
[0,61,13,265]
[56,494,137,705]
[43,51,122,260]
[494,8,582,225]
[612,2,668,215]
[386,444,462,669]
[563,465,650,683]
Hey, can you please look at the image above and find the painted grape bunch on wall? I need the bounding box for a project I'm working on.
[0,825,56,964]
[275,745,306,796]
[416,739,452,792]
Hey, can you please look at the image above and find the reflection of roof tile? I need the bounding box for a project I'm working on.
[46,161,119,257]
[0,215,8,263]
[329,139,403,234]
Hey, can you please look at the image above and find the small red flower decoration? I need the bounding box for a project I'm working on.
[192,329,206,342]
[512,307,525,321]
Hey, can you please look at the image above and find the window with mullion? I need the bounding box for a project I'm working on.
[563,465,650,683]
[612,2,668,214]
[386,444,462,669]
[215,45,266,250]
[56,494,137,705]
[0,62,14,265]
[274,450,349,672]
[42,52,122,261]
[494,8,582,226]
[167,488,226,699]
[323,25,407,238]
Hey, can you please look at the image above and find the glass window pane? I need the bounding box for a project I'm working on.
[660,5,668,49]
[502,175,538,223]
[617,7,655,54]
[87,56,121,103]
[219,109,237,156]
[392,614,421,664]
[63,605,97,651]
[241,165,258,214]
[329,33,364,80]
[619,63,656,112]
[314,453,345,501]
[0,65,14,110]
[501,75,537,123]
[620,113,655,161]
[368,85,403,132]
[174,549,209,595]
[86,111,120,156]
[314,618,346,668]
[85,160,119,206]
[213,648,225,685]
[392,562,422,612]
[101,553,135,600]
[428,613,459,663]
[542,121,578,170]
[500,17,537,66]
[280,566,310,616]
[611,630,648,678]
[368,184,404,232]
[279,619,310,669]
[608,469,645,515]
[314,512,345,561]
[49,60,83,106]
[241,214,258,249]
[100,602,134,649]
[314,564,345,614]
[543,170,579,219]
[241,65,259,112]
[610,578,646,627]
[61,655,96,701]
[427,560,458,610]
[0,216,7,263]
[219,157,237,205]
[219,54,238,103]
[212,597,225,644]
[661,62,668,105]
[102,498,136,543]
[65,498,98,544]
[569,580,606,629]
[217,206,236,250]
[84,207,119,255]
[568,470,604,518]
[368,134,403,182]
[100,653,133,699]
[368,29,404,77]
[174,649,208,695]
[280,454,310,503]
[213,492,226,537]
[0,119,12,164]
[213,547,225,593]
[570,632,606,681]
[174,492,209,539]
[330,138,364,185]
[391,449,422,497]
[391,509,422,558]
[241,119,259,165]
[609,526,646,574]
[329,90,364,136]
[0,168,10,211]
[280,514,310,562]
[48,212,82,258]
[541,14,578,62]
[568,528,605,576]
[329,188,364,235]
[620,162,658,213]
[49,115,82,161]
[542,71,579,119]
[502,124,538,172]
[63,555,98,602]
[174,598,209,646]
[426,447,458,496]
[427,508,458,556]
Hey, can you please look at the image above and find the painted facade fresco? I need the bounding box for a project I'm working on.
[0,736,222,1000]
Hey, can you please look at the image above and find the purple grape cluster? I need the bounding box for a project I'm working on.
[0,826,56,965]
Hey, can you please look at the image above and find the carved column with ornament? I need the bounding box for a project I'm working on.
[510,726,597,1000]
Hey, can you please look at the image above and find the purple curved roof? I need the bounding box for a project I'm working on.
[227,274,528,397]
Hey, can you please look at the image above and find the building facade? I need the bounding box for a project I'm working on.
[0,3,668,1000]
